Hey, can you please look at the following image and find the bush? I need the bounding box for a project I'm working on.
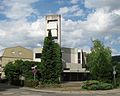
[0,78,8,83]
[82,80,113,90]
[116,78,120,87]
[11,80,21,86]
[24,80,39,88]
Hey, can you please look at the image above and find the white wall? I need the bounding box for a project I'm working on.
[33,48,42,62]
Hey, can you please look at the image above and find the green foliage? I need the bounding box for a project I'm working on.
[4,62,19,81]
[4,60,41,86]
[82,80,113,90]
[87,40,113,82]
[41,31,62,84]
[112,61,120,86]
[24,80,39,88]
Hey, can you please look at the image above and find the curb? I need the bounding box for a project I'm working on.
[21,87,120,94]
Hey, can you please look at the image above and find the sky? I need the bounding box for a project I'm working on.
[0,0,120,55]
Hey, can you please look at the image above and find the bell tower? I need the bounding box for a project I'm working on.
[45,15,61,45]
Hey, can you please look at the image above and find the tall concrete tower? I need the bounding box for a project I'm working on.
[45,15,61,45]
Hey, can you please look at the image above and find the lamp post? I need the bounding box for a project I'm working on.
[31,65,37,81]
[113,66,116,86]
[0,65,2,79]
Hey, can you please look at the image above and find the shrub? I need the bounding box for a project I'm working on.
[98,83,113,90]
[0,78,8,83]
[11,80,21,86]
[24,80,39,88]
[82,80,113,90]
[4,60,41,86]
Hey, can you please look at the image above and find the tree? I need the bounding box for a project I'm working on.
[87,39,112,82]
[4,62,20,84]
[41,31,62,84]
[52,43,62,83]
[4,60,41,83]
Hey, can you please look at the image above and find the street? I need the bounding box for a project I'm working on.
[0,83,120,96]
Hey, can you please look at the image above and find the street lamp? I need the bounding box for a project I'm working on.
[31,65,37,81]
[113,66,116,86]
[0,65,3,79]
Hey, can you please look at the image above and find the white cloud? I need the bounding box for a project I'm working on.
[57,5,83,16]
[2,0,38,19]
[0,29,6,37]
[85,0,120,11]
[0,17,45,48]
[83,8,112,32]
[60,1,120,55]
[28,18,45,37]
[112,48,119,56]
[57,7,69,14]
[70,0,79,4]
[0,0,120,56]
[0,0,45,49]
[73,9,84,16]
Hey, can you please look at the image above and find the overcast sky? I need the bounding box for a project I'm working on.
[0,0,120,55]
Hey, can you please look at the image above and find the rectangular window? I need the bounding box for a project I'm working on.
[52,37,58,39]
[47,20,57,22]
[35,53,41,58]
[64,68,70,70]
[78,52,81,63]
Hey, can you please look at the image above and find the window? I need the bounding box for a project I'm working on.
[64,68,70,70]
[12,51,15,54]
[35,53,41,58]
[52,37,58,39]
[18,51,22,55]
[78,52,81,63]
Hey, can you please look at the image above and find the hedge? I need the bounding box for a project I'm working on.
[82,80,113,90]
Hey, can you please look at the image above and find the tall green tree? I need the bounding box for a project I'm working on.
[41,31,62,84]
[87,39,112,82]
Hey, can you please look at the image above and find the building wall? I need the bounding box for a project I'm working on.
[70,48,78,63]
[64,63,86,72]
[61,48,87,72]
[1,46,33,66]
[62,48,71,63]
[62,48,78,63]
[33,48,42,62]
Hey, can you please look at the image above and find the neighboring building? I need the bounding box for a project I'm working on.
[112,55,120,63]
[0,46,33,78]
[0,46,33,67]
[46,15,61,45]
[0,46,33,66]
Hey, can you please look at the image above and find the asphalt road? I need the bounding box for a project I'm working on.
[0,83,120,96]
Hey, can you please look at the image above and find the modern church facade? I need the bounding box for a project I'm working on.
[33,15,90,81]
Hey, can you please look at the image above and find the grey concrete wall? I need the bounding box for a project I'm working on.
[62,48,78,63]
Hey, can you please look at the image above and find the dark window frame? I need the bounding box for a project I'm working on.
[35,53,42,58]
